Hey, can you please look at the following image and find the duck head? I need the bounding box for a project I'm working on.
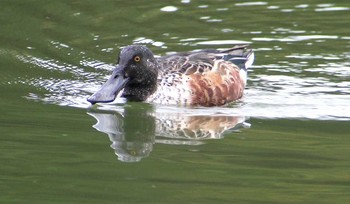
[87,45,158,104]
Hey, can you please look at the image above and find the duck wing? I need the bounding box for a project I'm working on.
[157,44,253,74]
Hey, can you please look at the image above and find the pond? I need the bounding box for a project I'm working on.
[1,0,349,203]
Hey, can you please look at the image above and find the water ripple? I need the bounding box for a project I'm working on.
[252,35,338,42]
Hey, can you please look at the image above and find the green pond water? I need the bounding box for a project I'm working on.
[1,0,350,203]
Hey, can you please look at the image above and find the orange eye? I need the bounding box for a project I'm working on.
[134,56,141,62]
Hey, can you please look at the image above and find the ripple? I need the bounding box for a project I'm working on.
[200,16,223,23]
[17,49,116,109]
[311,63,350,78]
[198,5,208,9]
[295,4,309,9]
[235,2,267,6]
[252,35,338,42]
[196,40,251,45]
[315,7,349,12]
[24,78,92,108]
[289,35,338,41]
[80,59,114,71]
[133,37,166,48]
[267,6,279,9]
[160,6,178,12]
[286,53,341,60]
[271,27,306,34]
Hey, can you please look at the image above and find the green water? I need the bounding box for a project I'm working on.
[1,0,350,203]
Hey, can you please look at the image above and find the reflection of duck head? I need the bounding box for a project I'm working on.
[88,104,155,162]
[88,104,250,162]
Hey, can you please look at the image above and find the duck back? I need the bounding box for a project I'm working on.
[147,45,254,106]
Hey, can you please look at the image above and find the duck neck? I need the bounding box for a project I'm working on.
[122,67,158,102]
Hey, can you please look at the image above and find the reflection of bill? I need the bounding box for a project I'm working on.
[88,105,250,162]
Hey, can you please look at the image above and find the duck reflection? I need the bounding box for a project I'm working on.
[88,104,249,162]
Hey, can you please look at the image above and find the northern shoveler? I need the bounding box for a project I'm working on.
[87,44,254,106]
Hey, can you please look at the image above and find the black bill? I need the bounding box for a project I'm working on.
[87,69,129,104]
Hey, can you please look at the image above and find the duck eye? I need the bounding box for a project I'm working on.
[134,56,141,62]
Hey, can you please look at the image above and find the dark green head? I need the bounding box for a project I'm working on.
[88,45,158,104]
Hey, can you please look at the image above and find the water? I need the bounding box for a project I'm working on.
[1,0,350,203]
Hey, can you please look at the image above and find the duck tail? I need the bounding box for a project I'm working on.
[222,45,254,70]
[222,45,254,85]
[244,48,254,70]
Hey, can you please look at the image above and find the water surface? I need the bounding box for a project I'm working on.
[1,0,350,203]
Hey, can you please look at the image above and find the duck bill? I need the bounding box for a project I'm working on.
[87,70,129,104]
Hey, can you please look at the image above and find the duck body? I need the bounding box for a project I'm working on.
[88,45,254,107]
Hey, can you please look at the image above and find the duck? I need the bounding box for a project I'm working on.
[87,44,254,106]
